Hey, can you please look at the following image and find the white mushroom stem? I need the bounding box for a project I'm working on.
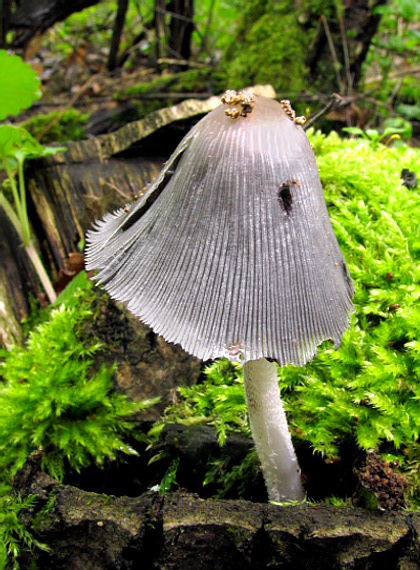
[243,358,305,502]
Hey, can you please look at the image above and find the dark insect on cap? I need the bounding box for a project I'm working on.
[85,91,354,365]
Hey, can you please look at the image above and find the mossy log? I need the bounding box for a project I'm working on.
[85,294,201,418]
[14,454,420,570]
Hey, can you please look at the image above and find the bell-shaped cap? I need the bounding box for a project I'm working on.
[85,92,354,365]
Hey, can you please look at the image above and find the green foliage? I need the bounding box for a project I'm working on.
[223,0,308,94]
[0,51,66,304]
[296,130,420,462]
[0,125,66,245]
[154,360,250,447]
[154,133,420,501]
[193,0,243,55]
[364,0,420,124]
[0,283,156,483]
[21,109,89,144]
[342,125,409,147]
[0,50,42,121]
[0,494,49,569]
[0,124,66,303]
[203,449,259,500]
[0,275,158,568]
[159,458,180,494]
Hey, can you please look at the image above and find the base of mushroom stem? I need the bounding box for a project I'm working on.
[242,358,305,502]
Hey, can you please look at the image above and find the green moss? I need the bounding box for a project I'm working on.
[0,493,50,569]
[223,0,380,95]
[222,0,338,94]
[0,272,157,484]
[21,109,89,144]
[224,8,307,94]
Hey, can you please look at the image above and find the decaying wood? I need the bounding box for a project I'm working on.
[85,293,201,418]
[13,454,420,570]
[0,209,34,348]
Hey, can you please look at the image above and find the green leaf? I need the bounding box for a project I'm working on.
[397,103,420,122]
[365,129,380,140]
[342,127,365,137]
[0,50,42,121]
[0,124,66,167]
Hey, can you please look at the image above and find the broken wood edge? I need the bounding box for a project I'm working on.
[12,452,420,569]
[53,84,276,164]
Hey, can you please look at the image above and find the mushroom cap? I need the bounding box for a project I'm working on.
[85,94,354,365]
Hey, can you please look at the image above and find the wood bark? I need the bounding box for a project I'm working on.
[107,0,129,71]
[0,95,214,347]
[306,0,387,91]
[13,452,420,570]
[0,209,30,347]
[0,0,12,47]
[168,0,194,61]
[9,0,100,49]
[154,0,194,62]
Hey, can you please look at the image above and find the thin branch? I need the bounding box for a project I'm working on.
[154,0,167,61]
[303,87,386,130]
[197,0,215,58]
[304,93,343,130]
[107,0,129,71]
[337,10,352,95]
[321,14,345,93]
[0,192,23,241]
[26,243,57,303]
[365,64,420,85]
[157,57,209,68]
[123,91,214,100]
[154,6,195,25]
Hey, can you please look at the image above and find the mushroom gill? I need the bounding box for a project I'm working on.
[85,92,354,366]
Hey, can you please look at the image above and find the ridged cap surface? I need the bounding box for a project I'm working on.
[85,95,354,364]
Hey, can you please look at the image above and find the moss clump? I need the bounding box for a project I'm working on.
[21,108,89,143]
[0,272,156,484]
[0,272,160,568]
[223,3,307,94]
[221,0,348,95]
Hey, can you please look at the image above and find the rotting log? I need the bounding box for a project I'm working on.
[1,85,274,347]
[85,293,201,417]
[0,209,35,348]
[13,453,420,570]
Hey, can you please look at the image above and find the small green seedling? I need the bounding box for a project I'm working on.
[0,51,66,303]
[0,125,65,303]
[342,126,405,148]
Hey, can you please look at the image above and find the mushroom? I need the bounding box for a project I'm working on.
[85,90,354,502]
